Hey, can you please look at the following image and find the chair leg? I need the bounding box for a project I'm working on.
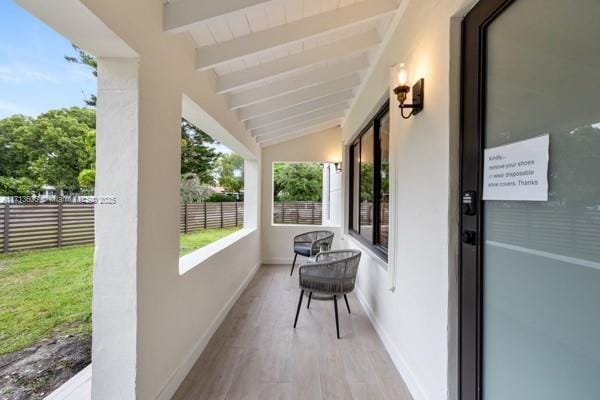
[294,290,304,328]
[290,253,298,276]
[333,295,340,339]
[307,292,312,309]
[344,294,351,314]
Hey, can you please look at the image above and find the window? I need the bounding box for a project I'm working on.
[179,118,245,257]
[348,102,390,260]
[272,162,323,225]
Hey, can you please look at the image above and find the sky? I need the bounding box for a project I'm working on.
[0,0,97,119]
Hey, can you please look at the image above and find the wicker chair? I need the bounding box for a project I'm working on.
[290,230,334,276]
[293,249,362,339]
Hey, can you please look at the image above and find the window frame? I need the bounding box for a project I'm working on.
[348,100,390,261]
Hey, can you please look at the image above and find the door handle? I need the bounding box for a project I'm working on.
[462,230,477,245]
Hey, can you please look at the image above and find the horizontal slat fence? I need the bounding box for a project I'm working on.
[180,202,244,233]
[273,201,322,225]
[2,202,243,253]
[359,202,389,226]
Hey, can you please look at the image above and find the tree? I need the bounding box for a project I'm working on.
[180,173,215,203]
[78,169,95,191]
[216,153,244,193]
[360,163,373,203]
[0,115,34,178]
[0,177,37,197]
[181,119,220,185]
[0,108,96,195]
[273,162,323,202]
[28,109,96,193]
[65,45,97,107]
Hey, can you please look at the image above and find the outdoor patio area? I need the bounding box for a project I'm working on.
[173,264,412,400]
[6,0,598,399]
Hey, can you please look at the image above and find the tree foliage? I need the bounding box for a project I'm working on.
[0,115,34,178]
[360,163,373,203]
[0,108,96,195]
[181,119,219,185]
[0,177,37,197]
[78,169,95,191]
[180,173,215,203]
[206,193,241,202]
[273,162,322,202]
[217,153,244,193]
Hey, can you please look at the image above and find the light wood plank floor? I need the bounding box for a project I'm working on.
[173,265,413,400]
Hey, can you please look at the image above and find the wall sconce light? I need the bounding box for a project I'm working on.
[393,63,424,119]
[334,162,342,174]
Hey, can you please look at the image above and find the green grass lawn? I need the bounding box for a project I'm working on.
[0,226,242,355]
[179,226,241,256]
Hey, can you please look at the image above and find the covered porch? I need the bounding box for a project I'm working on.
[16,0,465,399]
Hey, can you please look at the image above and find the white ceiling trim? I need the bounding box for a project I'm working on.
[164,0,269,34]
[257,119,343,145]
[249,102,349,133]
[239,75,360,123]
[253,111,344,138]
[252,112,346,138]
[239,89,354,122]
[195,0,398,71]
[215,29,380,93]
[228,55,368,109]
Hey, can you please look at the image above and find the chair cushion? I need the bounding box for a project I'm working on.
[294,243,313,257]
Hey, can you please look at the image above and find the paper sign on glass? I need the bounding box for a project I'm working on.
[482,134,549,201]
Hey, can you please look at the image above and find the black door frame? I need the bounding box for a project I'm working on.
[459,1,515,399]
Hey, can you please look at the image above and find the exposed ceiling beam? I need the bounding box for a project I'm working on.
[238,89,354,121]
[216,29,380,93]
[228,56,368,110]
[252,112,346,138]
[241,90,353,123]
[196,0,398,70]
[257,119,343,145]
[164,0,269,34]
[239,76,359,122]
[249,102,349,134]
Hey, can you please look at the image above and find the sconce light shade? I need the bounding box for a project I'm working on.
[397,64,409,86]
[393,63,424,119]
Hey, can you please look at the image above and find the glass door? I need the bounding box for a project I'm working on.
[461,1,600,399]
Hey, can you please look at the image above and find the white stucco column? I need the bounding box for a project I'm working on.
[322,164,331,225]
[244,159,260,229]
[93,58,140,399]
[329,165,343,227]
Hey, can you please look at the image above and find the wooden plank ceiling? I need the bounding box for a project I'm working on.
[163,0,400,145]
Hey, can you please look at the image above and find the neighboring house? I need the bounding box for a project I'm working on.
[39,185,58,201]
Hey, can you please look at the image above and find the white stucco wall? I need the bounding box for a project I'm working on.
[322,163,343,227]
[340,1,474,399]
[261,127,343,264]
